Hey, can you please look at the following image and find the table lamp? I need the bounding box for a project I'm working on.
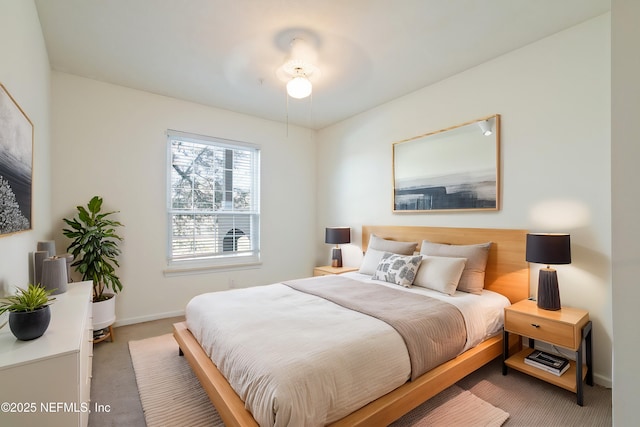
[526,233,571,311]
[325,227,351,268]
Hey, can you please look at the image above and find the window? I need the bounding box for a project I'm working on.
[167,130,260,269]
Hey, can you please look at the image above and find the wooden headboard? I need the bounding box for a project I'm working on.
[362,225,529,303]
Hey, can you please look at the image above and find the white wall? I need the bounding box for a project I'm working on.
[49,72,317,325]
[611,1,639,425]
[1,0,623,420]
[317,15,612,386]
[0,0,52,294]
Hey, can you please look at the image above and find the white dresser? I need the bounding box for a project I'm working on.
[0,281,93,427]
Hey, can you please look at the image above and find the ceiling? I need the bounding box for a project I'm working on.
[34,0,610,130]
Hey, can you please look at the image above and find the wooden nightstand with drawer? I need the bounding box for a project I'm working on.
[502,299,593,405]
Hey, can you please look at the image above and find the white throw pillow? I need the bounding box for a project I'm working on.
[420,240,491,295]
[359,248,387,275]
[413,256,467,296]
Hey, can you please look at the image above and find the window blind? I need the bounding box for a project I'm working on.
[167,130,260,266]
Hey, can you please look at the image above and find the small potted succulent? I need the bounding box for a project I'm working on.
[0,283,56,340]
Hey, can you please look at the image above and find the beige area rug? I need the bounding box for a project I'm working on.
[129,334,509,427]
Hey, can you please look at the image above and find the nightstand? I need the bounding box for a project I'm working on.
[502,299,593,406]
[313,266,359,276]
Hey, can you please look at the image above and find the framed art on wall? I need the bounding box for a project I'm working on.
[0,83,34,235]
[392,114,500,213]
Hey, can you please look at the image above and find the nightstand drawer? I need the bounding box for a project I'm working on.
[505,311,578,348]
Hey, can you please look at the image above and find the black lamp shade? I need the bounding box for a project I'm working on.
[526,233,571,265]
[325,227,351,245]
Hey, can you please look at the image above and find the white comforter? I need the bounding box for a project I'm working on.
[185,273,509,427]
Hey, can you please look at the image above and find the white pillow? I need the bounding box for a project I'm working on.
[420,240,491,295]
[359,248,386,275]
[413,256,467,295]
[372,252,423,288]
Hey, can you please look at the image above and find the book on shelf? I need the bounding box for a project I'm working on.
[524,350,570,376]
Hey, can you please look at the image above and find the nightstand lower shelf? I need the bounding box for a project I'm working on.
[505,348,587,393]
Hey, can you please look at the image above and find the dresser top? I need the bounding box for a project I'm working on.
[0,281,92,370]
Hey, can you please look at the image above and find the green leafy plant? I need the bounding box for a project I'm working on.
[62,196,124,302]
[0,284,56,315]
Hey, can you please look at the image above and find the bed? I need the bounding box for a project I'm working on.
[173,225,529,426]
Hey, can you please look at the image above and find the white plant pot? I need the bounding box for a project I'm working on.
[92,294,116,330]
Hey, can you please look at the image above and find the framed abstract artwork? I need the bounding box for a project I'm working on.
[393,114,500,212]
[0,83,34,235]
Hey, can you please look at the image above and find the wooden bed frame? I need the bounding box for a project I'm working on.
[173,225,529,427]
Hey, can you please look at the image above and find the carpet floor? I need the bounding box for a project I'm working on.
[129,334,509,427]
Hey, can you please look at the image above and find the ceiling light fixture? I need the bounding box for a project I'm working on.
[277,38,319,100]
[286,68,312,99]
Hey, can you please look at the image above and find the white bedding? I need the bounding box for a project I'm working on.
[185,273,510,427]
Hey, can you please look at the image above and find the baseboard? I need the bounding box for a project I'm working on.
[593,373,612,389]
[113,309,185,327]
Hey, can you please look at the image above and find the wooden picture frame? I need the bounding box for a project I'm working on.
[0,83,33,236]
[393,114,500,212]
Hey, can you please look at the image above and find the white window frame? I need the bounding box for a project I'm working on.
[165,130,260,273]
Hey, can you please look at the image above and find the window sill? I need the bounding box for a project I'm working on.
[163,259,262,277]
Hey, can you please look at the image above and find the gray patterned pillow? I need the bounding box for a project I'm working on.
[359,235,418,275]
[372,252,423,288]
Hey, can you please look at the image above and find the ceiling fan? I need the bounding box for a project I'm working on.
[276,37,320,99]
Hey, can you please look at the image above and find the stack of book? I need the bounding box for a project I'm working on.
[93,328,108,340]
[524,350,570,376]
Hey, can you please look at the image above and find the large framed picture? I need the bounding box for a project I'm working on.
[0,83,33,235]
[393,114,500,212]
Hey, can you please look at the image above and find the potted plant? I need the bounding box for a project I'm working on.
[62,196,123,331]
[0,284,56,340]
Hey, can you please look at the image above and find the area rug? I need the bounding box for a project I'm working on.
[129,334,509,427]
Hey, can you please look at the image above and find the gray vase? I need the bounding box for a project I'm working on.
[41,257,68,295]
